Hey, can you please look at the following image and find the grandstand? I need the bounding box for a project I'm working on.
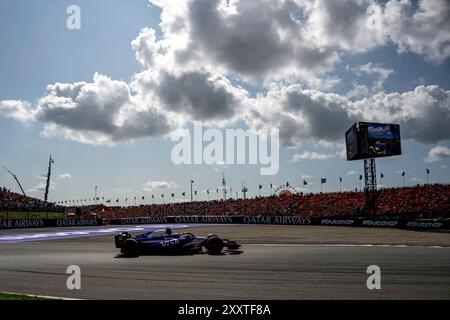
[2,183,448,221]
[0,187,65,219]
[63,184,449,221]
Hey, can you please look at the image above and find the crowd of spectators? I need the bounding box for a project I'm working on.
[3,184,448,220]
[0,187,64,212]
[74,184,449,220]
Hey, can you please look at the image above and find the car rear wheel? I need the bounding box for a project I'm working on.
[205,237,224,255]
[122,238,139,257]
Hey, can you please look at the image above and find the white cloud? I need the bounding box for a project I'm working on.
[245,84,450,148]
[347,62,394,92]
[350,85,450,144]
[59,173,72,179]
[304,0,385,52]
[0,100,36,123]
[133,69,248,125]
[38,73,176,145]
[142,180,178,191]
[306,0,450,63]
[28,182,47,193]
[131,27,158,68]
[291,151,335,161]
[346,84,370,100]
[358,63,394,81]
[148,0,340,82]
[380,0,450,63]
[426,146,450,162]
[247,84,353,147]
[0,0,449,149]
[336,147,347,160]
[28,176,56,193]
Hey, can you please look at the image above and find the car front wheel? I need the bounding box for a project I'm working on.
[122,238,139,257]
[205,237,224,255]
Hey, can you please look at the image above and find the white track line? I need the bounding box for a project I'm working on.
[247,243,448,248]
[1,291,82,300]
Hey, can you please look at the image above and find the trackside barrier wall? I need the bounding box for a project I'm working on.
[0,218,104,229]
[0,216,447,230]
[109,216,449,230]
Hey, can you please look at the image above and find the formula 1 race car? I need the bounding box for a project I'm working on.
[114,228,241,257]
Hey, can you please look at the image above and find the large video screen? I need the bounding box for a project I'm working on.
[345,124,359,160]
[345,122,401,160]
[365,123,401,158]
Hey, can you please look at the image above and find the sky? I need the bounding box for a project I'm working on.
[0,0,449,205]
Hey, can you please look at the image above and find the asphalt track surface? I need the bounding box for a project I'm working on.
[0,225,449,299]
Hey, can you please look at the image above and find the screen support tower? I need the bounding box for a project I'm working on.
[363,158,378,216]
[44,155,54,202]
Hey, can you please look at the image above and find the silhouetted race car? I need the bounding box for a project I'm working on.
[115,228,241,257]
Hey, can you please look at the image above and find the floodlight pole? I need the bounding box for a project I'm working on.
[222,172,227,201]
[44,155,53,202]
[241,181,248,200]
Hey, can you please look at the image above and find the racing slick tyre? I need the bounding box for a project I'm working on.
[205,237,224,255]
[122,238,140,257]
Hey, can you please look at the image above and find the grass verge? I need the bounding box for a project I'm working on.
[0,292,56,300]
[0,211,66,219]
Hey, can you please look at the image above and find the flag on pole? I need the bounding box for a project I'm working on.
[171,193,174,198]
[401,171,405,177]
[426,168,430,174]
[182,192,186,196]
[359,174,363,180]
[303,180,308,186]
[321,178,327,184]
[380,173,384,178]
[259,185,262,189]
[339,177,342,182]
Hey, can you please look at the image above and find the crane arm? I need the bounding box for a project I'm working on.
[2,166,27,197]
